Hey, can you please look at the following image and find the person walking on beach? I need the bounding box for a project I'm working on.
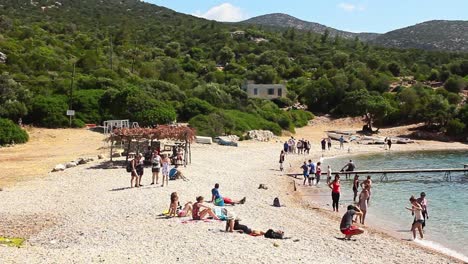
[308,159,315,186]
[340,205,364,240]
[327,137,332,150]
[283,141,289,154]
[326,165,332,185]
[130,154,143,188]
[160,154,170,187]
[329,174,341,212]
[321,138,326,152]
[304,140,311,154]
[301,161,310,186]
[358,184,370,225]
[387,138,392,150]
[416,192,429,229]
[352,175,360,202]
[279,150,285,171]
[339,136,344,150]
[406,195,424,240]
[297,139,303,154]
[151,150,161,185]
[315,162,322,185]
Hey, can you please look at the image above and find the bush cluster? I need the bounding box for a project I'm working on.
[0,118,29,145]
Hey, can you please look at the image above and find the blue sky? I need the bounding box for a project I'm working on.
[147,0,467,33]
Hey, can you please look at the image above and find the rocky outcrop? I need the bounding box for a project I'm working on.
[246,130,276,142]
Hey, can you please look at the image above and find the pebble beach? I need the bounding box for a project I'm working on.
[1,136,467,263]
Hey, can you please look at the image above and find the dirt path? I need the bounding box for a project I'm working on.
[0,127,106,188]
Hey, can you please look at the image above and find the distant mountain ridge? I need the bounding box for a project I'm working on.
[241,13,380,42]
[241,13,468,52]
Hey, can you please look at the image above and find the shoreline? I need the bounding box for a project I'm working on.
[282,140,468,263]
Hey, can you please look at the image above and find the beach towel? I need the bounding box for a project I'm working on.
[180,219,222,224]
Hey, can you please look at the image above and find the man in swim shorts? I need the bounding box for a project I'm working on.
[340,205,364,240]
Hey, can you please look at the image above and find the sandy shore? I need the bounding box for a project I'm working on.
[1,129,467,263]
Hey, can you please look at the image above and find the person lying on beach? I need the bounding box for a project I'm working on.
[406,195,424,240]
[168,192,193,217]
[225,219,265,236]
[211,183,246,206]
[340,205,364,240]
[192,196,219,220]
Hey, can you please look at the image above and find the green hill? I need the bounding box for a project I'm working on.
[0,0,468,138]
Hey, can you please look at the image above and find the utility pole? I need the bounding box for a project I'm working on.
[109,34,113,71]
[69,63,76,127]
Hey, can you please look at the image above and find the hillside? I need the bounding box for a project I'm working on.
[371,20,468,52]
[0,0,468,140]
[241,13,380,42]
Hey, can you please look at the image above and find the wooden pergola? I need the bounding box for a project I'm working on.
[108,125,196,166]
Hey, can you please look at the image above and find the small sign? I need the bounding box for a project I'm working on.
[66,110,75,116]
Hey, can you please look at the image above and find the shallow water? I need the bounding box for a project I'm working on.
[324,150,468,260]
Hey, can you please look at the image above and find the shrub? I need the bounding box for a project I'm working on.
[289,110,314,127]
[0,118,29,145]
[179,98,215,121]
[446,118,466,137]
[27,95,69,128]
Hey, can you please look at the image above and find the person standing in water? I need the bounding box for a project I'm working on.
[326,165,332,185]
[321,138,326,152]
[279,150,285,171]
[352,175,360,202]
[361,176,372,204]
[416,192,429,229]
[328,174,341,212]
[387,138,392,150]
[358,184,370,225]
[406,195,424,240]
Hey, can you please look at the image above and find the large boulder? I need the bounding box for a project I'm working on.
[52,164,66,172]
[246,130,276,142]
[65,161,77,168]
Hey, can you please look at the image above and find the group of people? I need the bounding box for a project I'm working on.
[407,192,429,240]
[167,183,246,221]
[320,137,333,151]
[128,147,185,188]
[300,160,332,186]
[283,137,311,155]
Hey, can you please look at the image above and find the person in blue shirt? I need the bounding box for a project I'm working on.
[211,183,246,206]
[301,161,309,186]
[308,159,316,186]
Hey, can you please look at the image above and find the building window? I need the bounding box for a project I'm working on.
[267,88,275,95]
[254,88,258,95]
[277,88,282,97]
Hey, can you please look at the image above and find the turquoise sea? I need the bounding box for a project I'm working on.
[324,150,468,261]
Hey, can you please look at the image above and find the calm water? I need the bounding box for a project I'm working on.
[324,150,468,259]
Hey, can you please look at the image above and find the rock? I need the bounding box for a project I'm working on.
[85,157,94,162]
[65,161,77,168]
[98,154,104,159]
[273,242,280,247]
[246,130,276,142]
[111,152,121,158]
[76,158,86,165]
[52,164,66,172]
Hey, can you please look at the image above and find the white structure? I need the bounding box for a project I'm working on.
[242,81,287,100]
[103,120,130,134]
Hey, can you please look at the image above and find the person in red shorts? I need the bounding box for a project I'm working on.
[340,205,364,240]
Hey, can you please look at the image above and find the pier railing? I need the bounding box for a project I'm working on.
[331,168,468,182]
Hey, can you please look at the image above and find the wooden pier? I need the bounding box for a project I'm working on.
[332,168,468,182]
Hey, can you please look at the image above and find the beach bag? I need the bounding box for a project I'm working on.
[264,229,284,239]
[126,162,132,173]
[273,197,281,207]
[215,197,225,206]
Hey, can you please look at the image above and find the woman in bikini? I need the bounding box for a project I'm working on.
[168,192,192,217]
[358,184,370,225]
[192,196,219,220]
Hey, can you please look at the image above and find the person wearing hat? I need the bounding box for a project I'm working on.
[416,192,429,229]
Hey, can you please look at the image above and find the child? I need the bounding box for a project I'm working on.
[168,192,179,217]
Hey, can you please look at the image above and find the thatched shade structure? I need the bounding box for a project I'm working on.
[108,125,196,166]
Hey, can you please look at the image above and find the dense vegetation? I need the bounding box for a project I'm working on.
[0,118,29,145]
[0,0,468,138]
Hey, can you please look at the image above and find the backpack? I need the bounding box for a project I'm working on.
[126,162,132,173]
[273,197,281,207]
[264,229,284,239]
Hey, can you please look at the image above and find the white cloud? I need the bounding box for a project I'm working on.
[193,3,247,22]
[338,2,365,12]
